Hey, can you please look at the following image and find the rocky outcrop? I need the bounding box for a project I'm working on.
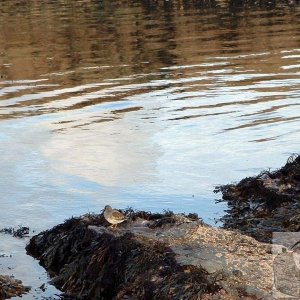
[215,154,300,242]
[26,211,273,300]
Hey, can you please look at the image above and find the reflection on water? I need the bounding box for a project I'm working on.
[0,0,300,298]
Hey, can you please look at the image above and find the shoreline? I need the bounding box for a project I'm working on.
[1,155,299,299]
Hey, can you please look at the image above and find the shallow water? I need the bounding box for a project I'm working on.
[0,0,300,298]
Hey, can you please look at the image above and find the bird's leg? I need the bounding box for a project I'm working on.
[108,224,117,230]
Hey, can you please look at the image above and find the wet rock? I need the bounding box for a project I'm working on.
[27,211,273,299]
[0,275,30,299]
[215,154,300,242]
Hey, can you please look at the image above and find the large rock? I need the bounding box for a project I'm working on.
[26,212,273,299]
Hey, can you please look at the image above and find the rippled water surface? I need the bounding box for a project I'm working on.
[0,0,300,298]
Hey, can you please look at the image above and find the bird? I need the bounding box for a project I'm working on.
[103,205,127,228]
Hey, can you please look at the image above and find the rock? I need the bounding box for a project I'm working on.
[26,212,273,299]
[244,286,272,300]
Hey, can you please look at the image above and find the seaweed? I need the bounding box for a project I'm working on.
[0,275,30,299]
[215,154,300,242]
[0,226,29,238]
[26,211,220,300]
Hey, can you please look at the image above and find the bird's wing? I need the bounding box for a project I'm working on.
[112,210,126,220]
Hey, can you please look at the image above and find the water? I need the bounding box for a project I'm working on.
[0,0,299,298]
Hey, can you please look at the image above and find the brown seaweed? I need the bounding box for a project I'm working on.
[215,154,300,242]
